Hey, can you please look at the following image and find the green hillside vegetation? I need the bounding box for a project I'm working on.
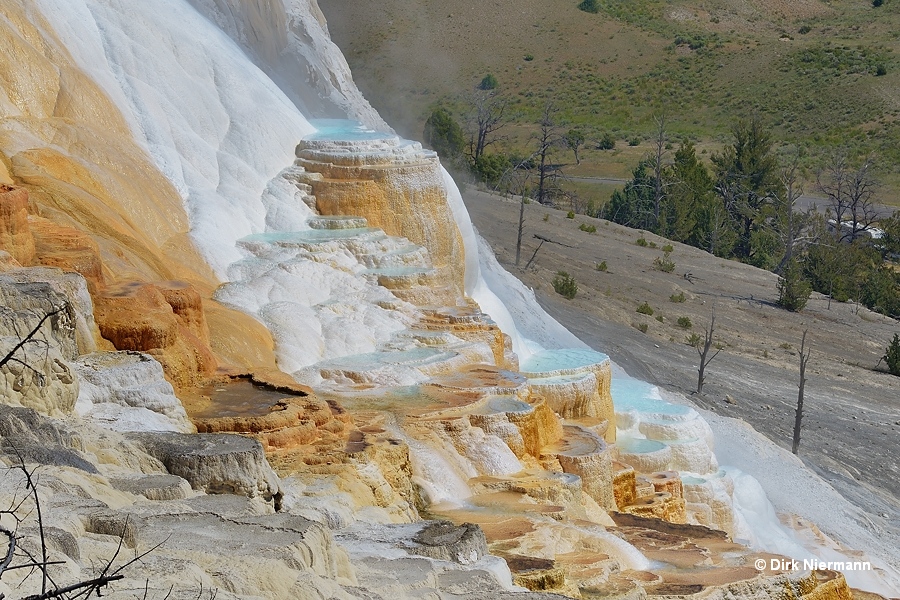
[320,0,900,319]
[320,0,900,197]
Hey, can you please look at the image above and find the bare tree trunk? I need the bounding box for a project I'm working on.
[651,114,667,232]
[792,330,811,454]
[515,194,526,266]
[696,308,721,393]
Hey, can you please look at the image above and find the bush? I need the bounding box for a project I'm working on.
[524,54,535,61]
[543,213,550,222]
[798,25,811,34]
[578,0,600,13]
[473,153,511,187]
[777,259,812,312]
[686,332,703,347]
[677,316,693,329]
[596,133,616,150]
[873,0,884,6]
[479,74,498,90]
[636,301,654,316]
[876,64,887,76]
[653,251,675,273]
[885,334,900,376]
[635,237,648,247]
[628,137,641,147]
[635,322,649,333]
[552,271,578,299]
[579,223,597,233]
[655,315,664,323]
[596,261,608,272]
[423,108,465,163]
[567,210,575,219]
[662,244,674,253]
[670,291,686,303]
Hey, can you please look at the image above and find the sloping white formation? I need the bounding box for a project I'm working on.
[183,0,389,131]
[73,351,195,433]
[698,405,900,596]
[34,0,315,276]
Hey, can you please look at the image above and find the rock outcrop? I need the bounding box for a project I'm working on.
[126,432,283,506]
[0,184,34,265]
[296,130,467,299]
[93,282,218,390]
[73,351,194,433]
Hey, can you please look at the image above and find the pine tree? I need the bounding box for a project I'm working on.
[885,334,900,376]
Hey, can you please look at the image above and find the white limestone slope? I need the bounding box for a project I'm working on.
[182,0,388,131]
[33,0,316,277]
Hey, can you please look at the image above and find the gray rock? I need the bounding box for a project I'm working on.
[109,474,192,501]
[74,351,193,433]
[125,432,282,507]
[436,569,504,595]
[83,509,145,548]
[18,526,80,560]
[0,405,97,473]
[409,521,487,565]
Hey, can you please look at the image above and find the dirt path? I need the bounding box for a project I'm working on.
[464,188,900,524]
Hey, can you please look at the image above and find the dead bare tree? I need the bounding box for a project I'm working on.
[534,102,564,206]
[1,448,168,600]
[792,330,811,455]
[524,234,577,270]
[1,309,168,599]
[817,151,880,243]
[508,168,531,267]
[649,113,670,230]
[466,90,507,163]
[696,308,722,394]
[773,154,817,274]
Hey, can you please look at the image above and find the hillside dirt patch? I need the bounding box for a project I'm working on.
[464,188,900,528]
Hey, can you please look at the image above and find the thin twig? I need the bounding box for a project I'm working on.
[0,307,64,370]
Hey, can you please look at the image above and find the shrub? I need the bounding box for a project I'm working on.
[636,301,654,316]
[552,271,578,299]
[635,322,649,333]
[423,108,465,163]
[677,316,693,329]
[686,332,703,347]
[777,259,812,312]
[479,74,498,90]
[578,0,600,13]
[670,291,686,303]
[662,244,674,253]
[635,237,648,247]
[655,315,664,323]
[885,334,900,376]
[543,213,550,222]
[579,223,597,233]
[596,133,616,150]
[524,54,535,61]
[628,137,641,147]
[473,153,511,187]
[653,251,675,273]
[873,0,884,6]
[876,64,887,76]
[596,261,608,272]
[649,241,658,249]
[567,210,575,219]
[798,25,811,34]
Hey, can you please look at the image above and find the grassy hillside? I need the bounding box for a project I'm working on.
[319,0,900,203]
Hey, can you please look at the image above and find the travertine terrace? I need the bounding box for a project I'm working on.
[0,1,894,599]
